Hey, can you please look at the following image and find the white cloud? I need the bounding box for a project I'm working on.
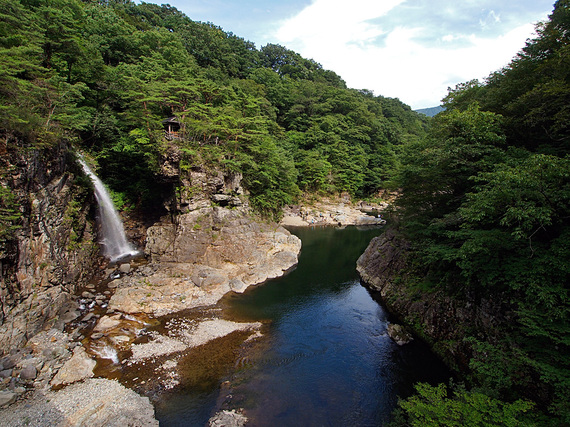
[272,1,539,109]
[276,0,405,47]
[340,23,535,109]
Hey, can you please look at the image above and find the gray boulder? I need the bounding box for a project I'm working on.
[0,390,16,407]
[20,365,37,380]
[387,323,414,346]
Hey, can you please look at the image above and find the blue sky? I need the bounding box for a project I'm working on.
[146,0,554,109]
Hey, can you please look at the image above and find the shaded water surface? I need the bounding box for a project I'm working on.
[155,226,449,426]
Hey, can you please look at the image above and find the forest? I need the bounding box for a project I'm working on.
[0,0,568,425]
[391,1,569,424]
[0,0,426,221]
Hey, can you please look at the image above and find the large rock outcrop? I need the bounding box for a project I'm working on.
[108,207,301,316]
[280,197,387,227]
[357,229,509,372]
[0,140,99,351]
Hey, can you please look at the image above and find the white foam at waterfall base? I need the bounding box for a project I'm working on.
[77,156,139,261]
[91,342,120,364]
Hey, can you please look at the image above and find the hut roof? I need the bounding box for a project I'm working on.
[162,116,180,124]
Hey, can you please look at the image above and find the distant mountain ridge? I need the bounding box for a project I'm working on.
[415,106,445,117]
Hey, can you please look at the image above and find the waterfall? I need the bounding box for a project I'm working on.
[77,156,139,262]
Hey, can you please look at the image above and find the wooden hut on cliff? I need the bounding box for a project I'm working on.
[162,116,181,140]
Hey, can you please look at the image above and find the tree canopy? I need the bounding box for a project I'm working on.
[0,0,426,217]
[393,1,570,424]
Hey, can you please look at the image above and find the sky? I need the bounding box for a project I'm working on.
[145,0,555,109]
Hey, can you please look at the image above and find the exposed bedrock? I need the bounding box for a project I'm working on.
[0,141,98,351]
[109,206,302,316]
[357,229,510,372]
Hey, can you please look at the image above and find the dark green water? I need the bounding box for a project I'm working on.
[155,226,449,426]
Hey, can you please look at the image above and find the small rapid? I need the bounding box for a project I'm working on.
[77,155,139,261]
[90,340,120,364]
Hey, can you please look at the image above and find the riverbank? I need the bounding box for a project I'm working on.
[356,228,512,374]
[178,226,450,426]
[0,206,301,426]
[280,197,389,227]
[0,198,391,425]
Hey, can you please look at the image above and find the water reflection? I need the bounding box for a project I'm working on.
[155,226,449,426]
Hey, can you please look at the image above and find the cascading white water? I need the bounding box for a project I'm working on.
[77,156,139,262]
[90,340,120,364]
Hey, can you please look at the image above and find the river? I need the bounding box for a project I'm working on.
[154,226,449,426]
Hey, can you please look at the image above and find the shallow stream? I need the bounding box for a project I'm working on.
[154,226,449,426]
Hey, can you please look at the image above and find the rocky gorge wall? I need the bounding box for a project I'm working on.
[0,140,302,422]
[108,149,302,316]
[356,228,511,373]
[0,140,99,351]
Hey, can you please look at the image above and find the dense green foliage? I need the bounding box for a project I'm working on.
[0,185,21,257]
[393,1,570,424]
[0,0,426,217]
[394,383,534,427]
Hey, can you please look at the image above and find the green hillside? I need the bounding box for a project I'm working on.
[0,0,427,219]
[415,105,445,117]
[391,1,570,424]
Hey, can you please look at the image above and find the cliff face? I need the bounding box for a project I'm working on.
[356,229,509,373]
[0,140,99,350]
[108,149,301,316]
[0,138,300,353]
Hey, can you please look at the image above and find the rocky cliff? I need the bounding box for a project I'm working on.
[100,145,302,316]
[0,140,99,351]
[0,139,301,352]
[0,134,303,421]
[108,206,301,316]
[356,229,510,373]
